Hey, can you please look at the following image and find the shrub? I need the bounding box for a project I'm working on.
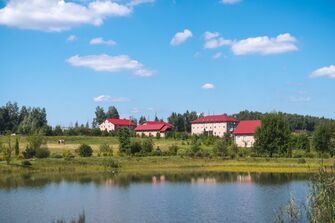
[227,144,239,159]
[35,147,50,158]
[21,160,32,166]
[51,153,63,159]
[177,148,188,157]
[103,158,121,171]
[130,141,142,154]
[78,144,93,157]
[297,158,306,164]
[63,150,75,160]
[142,138,154,153]
[99,144,113,156]
[238,147,251,158]
[305,152,316,158]
[156,133,161,139]
[214,140,228,157]
[22,147,36,159]
[168,145,179,155]
[292,149,305,158]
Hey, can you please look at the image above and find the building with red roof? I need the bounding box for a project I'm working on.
[233,120,261,147]
[191,114,238,137]
[99,118,136,132]
[135,121,173,137]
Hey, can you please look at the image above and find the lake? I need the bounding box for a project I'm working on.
[0,172,310,223]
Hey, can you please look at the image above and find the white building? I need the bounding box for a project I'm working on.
[99,118,136,132]
[233,120,261,148]
[191,115,238,137]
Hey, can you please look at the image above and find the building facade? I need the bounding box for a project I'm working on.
[191,115,238,137]
[135,121,173,137]
[233,120,261,148]
[99,118,136,132]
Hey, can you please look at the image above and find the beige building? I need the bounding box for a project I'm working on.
[191,115,238,137]
[99,118,136,132]
[233,120,261,147]
[135,121,173,137]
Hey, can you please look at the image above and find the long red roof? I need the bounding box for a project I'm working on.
[192,115,238,124]
[135,121,173,132]
[106,118,136,126]
[233,120,261,135]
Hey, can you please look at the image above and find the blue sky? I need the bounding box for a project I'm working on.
[0,0,334,126]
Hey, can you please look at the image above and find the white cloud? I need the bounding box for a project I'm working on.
[67,54,154,77]
[128,0,155,6]
[94,95,129,103]
[90,37,116,46]
[212,52,223,59]
[170,29,193,46]
[67,35,77,42]
[202,83,215,89]
[204,32,298,55]
[203,33,232,49]
[204,31,220,40]
[232,33,298,55]
[289,96,311,103]
[220,0,242,4]
[310,65,335,79]
[0,0,132,32]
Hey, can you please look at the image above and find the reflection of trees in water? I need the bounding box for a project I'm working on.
[0,171,310,190]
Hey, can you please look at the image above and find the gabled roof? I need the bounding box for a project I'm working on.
[233,120,261,135]
[135,121,173,132]
[105,118,136,126]
[191,115,238,124]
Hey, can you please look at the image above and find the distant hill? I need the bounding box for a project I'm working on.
[232,110,334,132]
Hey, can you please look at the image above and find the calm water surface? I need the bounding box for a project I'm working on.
[0,172,310,223]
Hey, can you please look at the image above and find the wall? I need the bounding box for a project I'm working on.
[191,122,228,137]
[99,120,115,132]
[136,131,166,137]
[234,135,255,148]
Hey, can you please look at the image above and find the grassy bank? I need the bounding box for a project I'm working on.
[1,156,333,177]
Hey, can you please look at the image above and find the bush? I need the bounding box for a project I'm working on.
[297,158,306,164]
[142,138,154,153]
[21,160,32,166]
[51,153,63,159]
[214,140,228,157]
[35,147,50,158]
[22,147,36,159]
[99,144,113,156]
[227,144,239,159]
[168,145,179,155]
[103,158,121,171]
[177,148,188,157]
[292,149,305,158]
[238,147,251,158]
[130,141,142,154]
[78,144,93,157]
[63,150,75,160]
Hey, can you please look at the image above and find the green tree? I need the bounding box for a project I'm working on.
[139,116,147,125]
[142,138,154,153]
[214,140,228,157]
[118,127,131,153]
[53,125,63,136]
[78,144,93,157]
[130,140,142,154]
[93,106,106,127]
[254,113,291,157]
[106,106,119,119]
[312,122,335,155]
[14,137,20,156]
[1,136,13,165]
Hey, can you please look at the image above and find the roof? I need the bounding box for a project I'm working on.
[233,120,261,135]
[191,115,238,124]
[135,121,173,132]
[105,118,136,126]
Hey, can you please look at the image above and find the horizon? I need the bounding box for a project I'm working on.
[1,0,334,126]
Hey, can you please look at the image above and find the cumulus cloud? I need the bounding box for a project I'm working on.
[67,54,154,77]
[67,35,77,42]
[212,52,223,59]
[220,0,242,4]
[232,33,298,55]
[170,29,193,46]
[90,37,116,46]
[203,32,298,55]
[94,95,129,103]
[202,83,215,89]
[310,65,335,79]
[128,0,155,6]
[0,0,133,32]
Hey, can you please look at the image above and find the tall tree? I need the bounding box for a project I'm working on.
[312,122,335,155]
[106,106,119,119]
[93,106,106,127]
[139,116,147,125]
[254,113,291,157]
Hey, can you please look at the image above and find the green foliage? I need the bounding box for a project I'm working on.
[22,147,36,159]
[14,137,20,156]
[214,140,228,157]
[312,122,335,155]
[103,158,121,171]
[53,125,63,136]
[99,143,113,156]
[118,128,131,153]
[78,144,93,157]
[168,110,200,133]
[35,147,50,158]
[1,136,13,165]
[21,160,32,166]
[27,132,45,150]
[106,106,119,119]
[168,144,179,155]
[254,113,291,157]
[142,138,154,153]
[63,150,75,160]
[130,140,142,154]
[139,116,147,125]
[92,106,106,127]
[227,144,239,159]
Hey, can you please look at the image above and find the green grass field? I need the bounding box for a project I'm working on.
[0,135,334,176]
